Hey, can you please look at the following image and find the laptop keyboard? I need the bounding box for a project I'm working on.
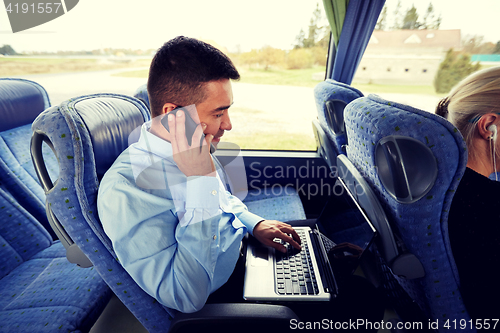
[274,230,319,295]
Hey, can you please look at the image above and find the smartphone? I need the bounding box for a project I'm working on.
[161,106,215,153]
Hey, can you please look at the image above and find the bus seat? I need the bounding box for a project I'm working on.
[312,79,363,168]
[132,84,307,222]
[489,171,500,181]
[0,78,58,239]
[0,186,112,332]
[31,93,299,332]
[133,83,150,110]
[336,153,426,322]
[344,94,473,331]
[336,154,400,274]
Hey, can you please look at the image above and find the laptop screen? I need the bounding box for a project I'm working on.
[315,178,377,278]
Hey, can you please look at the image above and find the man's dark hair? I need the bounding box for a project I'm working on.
[147,36,240,118]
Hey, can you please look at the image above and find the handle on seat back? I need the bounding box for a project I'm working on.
[31,131,93,268]
[325,99,347,135]
[31,131,55,192]
[378,140,411,201]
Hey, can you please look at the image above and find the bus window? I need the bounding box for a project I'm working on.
[0,1,328,152]
[351,0,500,113]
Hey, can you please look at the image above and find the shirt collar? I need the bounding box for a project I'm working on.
[136,120,174,161]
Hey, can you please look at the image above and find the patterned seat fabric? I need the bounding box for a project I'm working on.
[313,79,363,161]
[344,94,471,331]
[31,93,304,332]
[0,187,111,332]
[133,83,150,110]
[244,188,306,222]
[0,78,59,239]
[31,93,175,332]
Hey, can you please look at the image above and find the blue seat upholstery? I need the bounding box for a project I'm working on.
[0,187,111,332]
[336,154,399,272]
[31,93,176,331]
[336,153,423,321]
[133,84,306,222]
[344,94,472,331]
[313,79,363,168]
[31,93,299,332]
[242,188,306,222]
[0,78,58,239]
[133,83,150,110]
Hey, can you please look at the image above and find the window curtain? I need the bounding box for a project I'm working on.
[323,0,385,84]
[322,0,348,49]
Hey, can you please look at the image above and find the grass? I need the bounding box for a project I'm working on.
[13,58,439,97]
[0,57,151,76]
[0,57,448,151]
[110,66,325,87]
[352,83,442,96]
[110,66,326,87]
[110,65,446,96]
[221,106,317,150]
[222,132,316,151]
[237,66,326,87]
[3,57,493,98]
[112,69,149,78]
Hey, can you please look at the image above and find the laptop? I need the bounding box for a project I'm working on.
[243,177,377,302]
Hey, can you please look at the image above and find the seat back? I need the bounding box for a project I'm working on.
[0,187,52,280]
[133,83,150,110]
[0,78,58,239]
[336,154,399,268]
[344,94,471,330]
[31,93,174,332]
[313,79,363,168]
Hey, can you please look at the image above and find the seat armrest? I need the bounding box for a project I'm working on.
[169,303,299,333]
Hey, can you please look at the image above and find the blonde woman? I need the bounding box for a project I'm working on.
[436,66,500,321]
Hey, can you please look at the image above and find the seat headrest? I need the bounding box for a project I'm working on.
[0,78,50,131]
[133,83,150,110]
[314,79,363,136]
[32,94,150,191]
[69,95,149,179]
[345,94,467,204]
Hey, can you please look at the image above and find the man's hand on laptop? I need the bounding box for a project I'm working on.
[253,220,301,253]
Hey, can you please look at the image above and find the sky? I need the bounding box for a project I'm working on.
[0,0,499,54]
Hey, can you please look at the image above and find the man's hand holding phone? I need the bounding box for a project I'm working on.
[166,109,216,177]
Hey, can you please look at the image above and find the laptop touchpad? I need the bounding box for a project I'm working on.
[251,246,269,266]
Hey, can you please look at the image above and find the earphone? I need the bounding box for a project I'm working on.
[488,124,498,141]
[488,124,498,181]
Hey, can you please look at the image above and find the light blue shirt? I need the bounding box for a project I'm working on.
[97,121,262,313]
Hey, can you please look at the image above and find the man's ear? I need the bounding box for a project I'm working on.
[162,103,178,115]
[477,113,499,140]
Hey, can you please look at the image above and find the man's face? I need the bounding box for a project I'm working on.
[194,79,233,148]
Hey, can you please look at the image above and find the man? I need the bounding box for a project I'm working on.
[97,36,301,313]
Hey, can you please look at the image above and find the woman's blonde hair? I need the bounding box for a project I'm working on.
[436,66,500,160]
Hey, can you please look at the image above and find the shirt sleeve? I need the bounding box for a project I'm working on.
[172,176,221,227]
[225,192,263,235]
[98,171,245,313]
